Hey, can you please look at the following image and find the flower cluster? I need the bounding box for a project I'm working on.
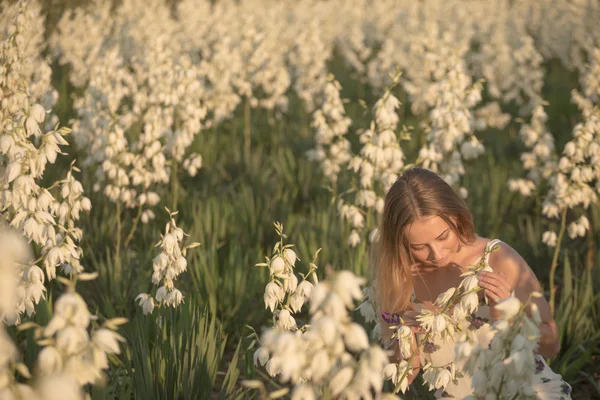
[0,225,126,400]
[136,208,200,314]
[306,77,352,189]
[416,49,485,195]
[508,104,557,197]
[541,50,600,246]
[254,222,317,335]
[246,223,398,399]
[1,0,91,325]
[455,294,543,399]
[380,241,500,395]
[343,71,408,247]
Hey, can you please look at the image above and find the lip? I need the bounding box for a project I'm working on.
[432,257,449,265]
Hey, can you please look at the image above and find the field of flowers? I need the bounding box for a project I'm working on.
[1,0,600,398]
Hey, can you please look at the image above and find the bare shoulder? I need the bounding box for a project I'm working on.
[487,241,536,286]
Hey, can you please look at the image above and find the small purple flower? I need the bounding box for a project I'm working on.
[423,341,437,354]
[535,358,545,374]
[381,312,400,324]
[469,316,485,330]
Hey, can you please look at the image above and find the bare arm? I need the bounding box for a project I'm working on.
[482,244,561,358]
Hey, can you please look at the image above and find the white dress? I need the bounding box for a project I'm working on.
[411,239,572,399]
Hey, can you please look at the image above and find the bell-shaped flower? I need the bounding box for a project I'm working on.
[253,347,269,367]
[435,287,456,307]
[494,296,521,319]
[343,323,369,352]
[270,256,285,275]
[283,248,297,266]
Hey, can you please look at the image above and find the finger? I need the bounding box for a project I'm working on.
[484,288,500,302]
[484,284,512,302]
[481,280,510,300]
[480,273,511,293]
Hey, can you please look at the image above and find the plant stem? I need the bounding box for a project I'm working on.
[123,205,143,249]
[549,209,567,315]
[171,163,179,211]
[244,96,251,158]
[115,201,122,275]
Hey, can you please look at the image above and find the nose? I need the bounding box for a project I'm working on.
[429,245,445,262]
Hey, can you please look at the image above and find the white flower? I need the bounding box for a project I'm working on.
[135,293,155,315]
[356,300,376,324]
[289,292,304,313]
[154,286,167,303]
[276,309,297,331]
[503,351,527,375]
[460,292,479,314]
[348,230,361,247]
[455,336,473,359]
[37,346,63,375]
[92,329,125,354]
[330,366,354,397]
[296,280,314,300]
[166,288,184,307]
[253,347,269,367]
[264,282,284,312]
[270,256,285,275]
[31,103,47,123]
[432,314,447,334]
[284,248,297,266]
[283,272,298,293]
[397,325,413,359]
[434,287,456,307]
[343,323,369,352]
[453,304,468,321]
[472,370,488,395]
[161,233,178,253]
[174,256,187,273]
[542,230,557,247]
[494,296,521,319]
[291,384,316,400]
[460,275,479,292]
[153,253,169,271]
[332,271,365,308]
[434,368,452,390]
[36,374,84,400]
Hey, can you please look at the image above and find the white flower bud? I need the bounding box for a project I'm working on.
[31,104,46,123]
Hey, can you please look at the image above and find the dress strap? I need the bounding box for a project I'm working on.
[484,239,502,264]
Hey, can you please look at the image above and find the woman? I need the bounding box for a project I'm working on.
[375,167,571,398]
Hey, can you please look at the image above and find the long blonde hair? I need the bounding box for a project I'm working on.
[373,167,476,320]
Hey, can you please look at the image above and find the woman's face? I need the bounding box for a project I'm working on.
[405,215,460,267]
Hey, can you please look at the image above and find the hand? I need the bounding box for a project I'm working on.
[478,271,512,302]
[401,301,440,334]
[479,271,512,319]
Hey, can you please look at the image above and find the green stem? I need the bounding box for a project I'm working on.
[115,201,122,279]
[244,96,251,158]
[549,209,567,315]
[123,205,143,249]
[171,163,179,211]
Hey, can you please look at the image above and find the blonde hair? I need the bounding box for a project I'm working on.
[372,167,476,328]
